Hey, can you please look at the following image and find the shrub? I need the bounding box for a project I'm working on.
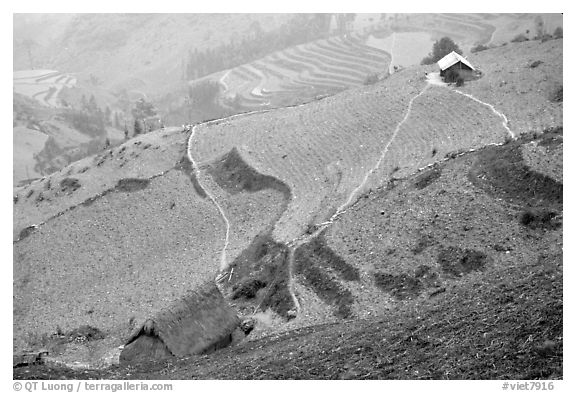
[373,272,424,300]
[413,167,442,190]
[231,278,267,300]
[421,56,435,65]
[115,178,150,193]
[553,27,563,39]
[529,60,543,68]
[443,68,463,85]
[436,247,489,277]
[60,177,81,194]
[549,86,562,102]
[363,73,379,85]
[511,34,529,43]
[470,44,489,53]
[519,208,560,230]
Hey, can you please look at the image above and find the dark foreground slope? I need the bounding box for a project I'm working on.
[15,129,562,379]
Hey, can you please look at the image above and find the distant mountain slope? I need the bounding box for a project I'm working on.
[14,14,291,95]
[13,69,77,107]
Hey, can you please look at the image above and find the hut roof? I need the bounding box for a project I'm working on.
[123,280,240,359]
[437,51,476,71]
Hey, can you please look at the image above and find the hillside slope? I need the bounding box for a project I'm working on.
[13,38,562,373]
[15,128,562,379]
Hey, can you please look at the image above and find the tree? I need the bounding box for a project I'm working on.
[131,98,156,120]
[188,80,221,109]
[21,39,38,69]
[105,106,112,125]
[114,112,121,129]
[421,37,463,65]
[134,119,143,136]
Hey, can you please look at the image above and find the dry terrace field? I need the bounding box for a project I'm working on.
[191,39,561,249]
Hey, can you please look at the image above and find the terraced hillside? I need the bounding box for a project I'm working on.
[13,38,562,372]
[193,39,561,249]
[16,128,563,379]
[217,33,390,110]
[14,69,77,107]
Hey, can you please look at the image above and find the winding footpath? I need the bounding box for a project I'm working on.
[335,83,430,219]
[451,89,514,138]
[187,125,231,271]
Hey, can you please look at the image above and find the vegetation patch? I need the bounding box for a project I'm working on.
[421,37,462,65]
[296,234,360,281]
[373,272,424,300]
[295,253,354,319]
[59,177,81,194]
[115,178,150,193]
[468,139,563,210]
[205,148,291,199]
[412,235,433,255]
[414,265,441,287]
[374,265,440,300]
[511,34,529,43]
[549,85,562,103]
[18,225,38,241]
[175,156,207,198]
[519,208,561,230]
[529,60,543,68]
[538,126,563,148]
[470,44,489,53]
[231,278,267,300]
[436,246,489,277]
[225,232,293,319]
[413,167,442,190]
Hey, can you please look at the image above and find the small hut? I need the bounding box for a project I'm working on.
[120,280,240,363]
[437,51,476,79]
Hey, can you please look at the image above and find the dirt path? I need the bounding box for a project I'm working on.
[286,247,301,313]
[219,70,231,93]
[187,126,231,270]
[425,72,513,138]
[388,32,396,74]
[334,83,430,219]
[451,89,514,138]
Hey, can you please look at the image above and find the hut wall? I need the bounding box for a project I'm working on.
[120,334,173,363]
